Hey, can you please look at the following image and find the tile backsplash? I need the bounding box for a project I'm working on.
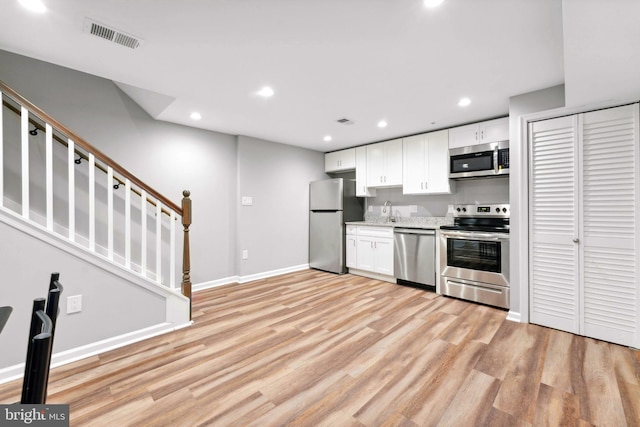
[363,176,509,220]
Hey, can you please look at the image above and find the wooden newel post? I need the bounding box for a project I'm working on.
[181,190,192,320]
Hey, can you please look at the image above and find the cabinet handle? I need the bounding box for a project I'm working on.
[424,181,427,189]
[421,182,423,189]
[573,238,579,243]
[475,131,478,140]
[481,130,484,140]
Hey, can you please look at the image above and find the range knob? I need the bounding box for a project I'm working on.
[495,207,501,213]
[456,207,461,212]
[462,207,467,212]
[503,207,507,213]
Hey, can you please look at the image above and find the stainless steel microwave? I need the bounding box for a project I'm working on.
[449,141,509,179]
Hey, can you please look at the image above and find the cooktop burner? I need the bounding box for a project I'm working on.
[443,204,510,233]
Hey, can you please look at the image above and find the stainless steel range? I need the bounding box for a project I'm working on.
[439,204,510,309]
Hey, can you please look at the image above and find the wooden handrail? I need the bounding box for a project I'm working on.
[2,99,176,217]
[0,80,181,215]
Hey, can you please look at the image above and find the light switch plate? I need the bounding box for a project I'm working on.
[241,196,253,206]
[67,295,82,314]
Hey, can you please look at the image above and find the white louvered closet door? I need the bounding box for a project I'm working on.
[530,115,580,334]
[580,105,639,347]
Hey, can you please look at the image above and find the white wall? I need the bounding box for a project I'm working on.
[236,135,327,277]
[563,0,640,108]
[508,84,566,320]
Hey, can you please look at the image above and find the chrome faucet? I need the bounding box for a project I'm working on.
[383,201,394,222]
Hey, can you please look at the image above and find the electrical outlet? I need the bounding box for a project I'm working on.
[242,250,249,260]
[67,295,82,314]
[241,196,253,206]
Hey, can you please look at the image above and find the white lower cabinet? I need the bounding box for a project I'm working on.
[529,103,640,348]
[346,226,357,268]
[351,226,394,277]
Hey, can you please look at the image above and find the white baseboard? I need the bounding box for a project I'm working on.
[0,321,191,385]
[506,310,522,323]
[192,275,240,292]
[347,268,396,283]
[192,264,310,292]
[239,264,309,284]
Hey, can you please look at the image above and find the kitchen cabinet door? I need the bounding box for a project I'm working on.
[449,123,479,149]
[403,130,452,195]
[346,235,357,268]
[449,117,509,149]
[481,117,509,144]
[325,148,356,172]
[356,146,376,197]
[384,139,403,186]
[373,237,394,276]
[402,134,426,194]
[425,130,452,194]
[356,236,375,271]
[366,139,402,187]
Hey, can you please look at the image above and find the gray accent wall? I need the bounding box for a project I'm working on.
[237,135,326,277]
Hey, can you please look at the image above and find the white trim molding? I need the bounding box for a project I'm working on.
[0,321,192,384]
[193,264,311,292]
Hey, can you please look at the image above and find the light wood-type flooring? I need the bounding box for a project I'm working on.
[1,270,639,426]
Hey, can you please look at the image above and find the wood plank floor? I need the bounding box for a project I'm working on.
[1,270,639,426]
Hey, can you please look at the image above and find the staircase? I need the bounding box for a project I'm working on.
[0,80,192,382]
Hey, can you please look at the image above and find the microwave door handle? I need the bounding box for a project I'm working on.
[494,146,499,174]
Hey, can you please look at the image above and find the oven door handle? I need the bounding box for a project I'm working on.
[441,231,508,241]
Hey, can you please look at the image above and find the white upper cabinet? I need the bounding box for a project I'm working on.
[367,139,403,187]
[325,148,356,172]
[355,146,376,197]
[403,129,452,195]
[449,117,509,149]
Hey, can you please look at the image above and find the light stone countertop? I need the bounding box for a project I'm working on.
[346,216,453,230]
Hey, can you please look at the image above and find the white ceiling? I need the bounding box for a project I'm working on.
[0,0,637,152]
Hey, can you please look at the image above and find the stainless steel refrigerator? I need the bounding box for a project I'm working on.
[309,177,363,274]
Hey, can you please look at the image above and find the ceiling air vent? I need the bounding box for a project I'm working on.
[83,18,143,50]
[336,118,355,125]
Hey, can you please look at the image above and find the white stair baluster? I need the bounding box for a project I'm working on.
[141,190,147,277]
[170,210,176,289]
[0,90,3,208]
[107,166,114,260]
[21,107,29,219]
[156,201,162,284]
[125,179,131,268]
[68,139,75,241]
[88,154,95,250]
[45,124,53,231]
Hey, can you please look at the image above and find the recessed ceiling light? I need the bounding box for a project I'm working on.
[323,136,333,142]
[18,0,47,13]
[190,112,202,120]
[458,97,471,107]
[257,86,274,97]
[377,120,388,128]
[423,0,445,8]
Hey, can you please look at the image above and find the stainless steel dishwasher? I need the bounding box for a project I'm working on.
[394,228,436,288]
